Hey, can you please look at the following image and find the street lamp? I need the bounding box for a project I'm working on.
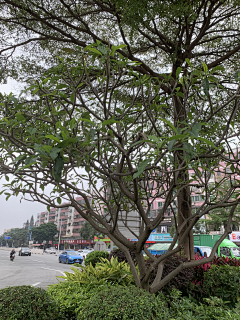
[58,218,62,254]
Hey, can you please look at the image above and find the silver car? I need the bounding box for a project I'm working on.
[44,247,57,254]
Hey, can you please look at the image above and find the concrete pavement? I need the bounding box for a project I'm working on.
[0,249,78,290]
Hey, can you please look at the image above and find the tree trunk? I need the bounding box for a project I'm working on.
[177,182,195,260]
[173,84,195,260]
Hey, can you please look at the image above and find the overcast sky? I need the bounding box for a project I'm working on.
[0,80,47,234]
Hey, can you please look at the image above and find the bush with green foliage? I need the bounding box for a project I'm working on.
[48,257,136,318]
[62,257,135,286]
[84,250,109,267]
[201,265,240,305]
[80,285,171,320]
[47,280,96,319]
[0,285,62,320]
[168,289,240,320]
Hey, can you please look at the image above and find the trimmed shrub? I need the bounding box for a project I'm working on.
[108,248,136,264]
[202,264,240,306]
[80,285,171,320]
[47,280,96,319]
[168,289,240,320]
[84,250,109,267]
[0,285,62,320]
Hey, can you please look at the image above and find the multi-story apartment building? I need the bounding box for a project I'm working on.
[35,161,239,246]
[36,198,85,237]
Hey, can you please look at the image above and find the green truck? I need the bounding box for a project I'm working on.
[193,234,240,259]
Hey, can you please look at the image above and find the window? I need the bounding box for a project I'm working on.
[158,202,163,208]
[220,247,231,257]
[217,172,221,176]
[195,196,200,202]
[191,196,195,202]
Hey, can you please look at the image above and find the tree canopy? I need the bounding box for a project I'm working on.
[79,221,97,240]
[31,223,58,244]
[0,0,240,293]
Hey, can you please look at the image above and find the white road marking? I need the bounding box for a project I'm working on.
[31,282,41,287]
[40,267,66,276]
[32,260,45,263]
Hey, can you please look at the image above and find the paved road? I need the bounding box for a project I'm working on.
[0,249,78,290]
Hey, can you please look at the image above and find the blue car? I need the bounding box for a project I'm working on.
[59,250,83,264]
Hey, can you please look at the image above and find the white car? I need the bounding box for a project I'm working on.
[45,247,57,254]
[77,249,92,259]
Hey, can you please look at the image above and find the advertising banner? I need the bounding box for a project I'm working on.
[229,232,240,242]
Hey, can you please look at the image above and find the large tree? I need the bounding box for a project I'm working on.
[31,223,58,244]
[0,0,240,292]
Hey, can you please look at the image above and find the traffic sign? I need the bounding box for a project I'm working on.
[4,236,11,240]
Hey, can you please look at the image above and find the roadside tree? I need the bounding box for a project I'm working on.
[31,223,58,244]
[0,1,240,292]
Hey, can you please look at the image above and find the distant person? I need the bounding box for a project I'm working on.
[10,248,15,258]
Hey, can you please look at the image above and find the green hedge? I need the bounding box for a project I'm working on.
[84,250,109,267]
[0,285,62,320]
[80,285,170,320]
[202,264,240,305]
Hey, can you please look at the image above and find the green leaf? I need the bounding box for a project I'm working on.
[234,70,240,81]
[56,138,77,148]
[57,197,62,204]
[159,118,178,134]
[42,145,52,153]
[28,128,37,135]
[203,63,208,74]
[79,118,95,126]
[176,67,182,78]
[176,92,184,98]
[45,135,61,143]
[97,43,108,55]
[197,137,216,148]
[102,118,120,127]
[191,123,201,137]
[168,140,175,151]
[10,97,18,106]
[14,161,37,174]
[185,58,191,66]
[70,118,77,129]
[62,48,75,53]
[133,159,151,179]
[87,48,102,55]
[203,78,209,96]
[211,65,224,73]
[187,112,192,120]
[54,155,64,183]
[56,83,68,89]
[70,92,75,104]
[15,113,25,121]
[50,147,62,160]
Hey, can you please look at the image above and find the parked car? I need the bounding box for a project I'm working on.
[77,249,92,259]
[59,251,83,264]
[194,246,213,258]
[45,247,57,254]
[19,247,31,256]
